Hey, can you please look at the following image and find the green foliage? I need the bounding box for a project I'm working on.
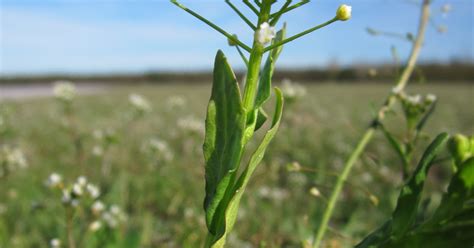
[202,48,285,247]
[357,132,474,248]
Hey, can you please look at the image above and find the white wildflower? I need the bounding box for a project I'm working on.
[166,95,186,109]
[77,176,87,186]
[177,116,205,134]
[281,79,306,100]
[89,221,102,232]
[46,173,62,188]
[91,201,105,214]
[53,81,76,102]
[391,85,403,94]
[50,238,61,248]
[86,183,100,199]
[92,145,104,157]
[309,187,321,197]
[255,22,276,45]
[426,94,437,102]
[129,93,151,113]
[62,189,72,203]
[336,4,352,21]
[406,94,422,105]
[72,183,83,196]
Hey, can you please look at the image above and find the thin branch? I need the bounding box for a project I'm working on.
[171,0,252,52]
[226,0,256,30]
[243,0,260,15]
[269,0,292,26]
[270,0,309,18]
[236,46,249,66]
[264,18,338,53]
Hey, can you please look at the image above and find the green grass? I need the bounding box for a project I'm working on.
[0,83,472,247]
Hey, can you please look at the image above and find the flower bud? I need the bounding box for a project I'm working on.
[255,22,276,45]
[336,4,352,21]
[227,34,239,47]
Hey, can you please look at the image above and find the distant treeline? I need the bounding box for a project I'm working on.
[1,62,473,84]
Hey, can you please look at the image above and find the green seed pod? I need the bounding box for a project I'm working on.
[227,34,239,47]
[448,134,471,166]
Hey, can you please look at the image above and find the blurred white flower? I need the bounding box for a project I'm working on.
[146,138,174,161]
[256,22,276,45]
[92,145,104,157]
[46,173,62,188]
[166,95,187,110]
[426,93,437,102]
[129,93,151,113]
[336,4,352,21]
[391,85,403,94]
[86,183,100,199]
[77,176,87,187]
[50,238,61,248]
[406,94,422,105]
[309,187,321,197]
[53,81,76,102]
[281,79,306,101]
[89,220,102,232]
[72,183,83,196]
[177,116,205,134]
[92,201,105,214]
[62,189,72,203]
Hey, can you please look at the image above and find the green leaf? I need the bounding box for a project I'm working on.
[254,25,286,109]
[380,124,407,167]
[255,108,268,131]
[203,50,246,234]
[391,132,449,238]
[210,88,284,247]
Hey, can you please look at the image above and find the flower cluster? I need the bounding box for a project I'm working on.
[0,145,28,177]
[89,201,126,231]
[129,93,151,114]
[256,22,276,45]
[46,174,100,207]
[53,81,76,102]
[166,95,187,110]
[393,91,437,130]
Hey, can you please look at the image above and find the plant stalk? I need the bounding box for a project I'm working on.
[312,1,431,247]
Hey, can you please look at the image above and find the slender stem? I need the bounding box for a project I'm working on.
[254,0,262,7]
[242,0,272,110]
[269,0,292,26]
[236,46,249,66]
[66,208,76,248]
[226,0,257,30]
[312,1,431,247]
[171,0,251,52]
[264,18,338,53]
[243,0,260,15]
[270,0,309,18]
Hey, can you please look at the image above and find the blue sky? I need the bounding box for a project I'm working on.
[0,0,472,75]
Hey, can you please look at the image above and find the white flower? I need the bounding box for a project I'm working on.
[336,4,352,21]
[53,81,76,102]
[46,173,62,188]
[89,221,102,232]
[50,238,61,248]
[72,183,83,196]
[91,201,105,214]
[391,85,403,94]
[110,205,121,215]
[255,22,276,45]
[406,94,422,104]
[281,79,306,100]
[92,145,104,157]
[177,116,205,134]
[86,183,100,199]
[309,187,321,197]
[426,94,437,102]
[1,146,28,170]
[77,176,87,186]
[166,96,186,109]
[129,93,151,113]
[61,189,71,203]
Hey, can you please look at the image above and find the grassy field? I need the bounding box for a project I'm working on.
[0,83,472,247]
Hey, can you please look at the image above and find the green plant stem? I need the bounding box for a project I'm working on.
[243,0,260,15]
[312,1,431,247]
[225,0,256,30]
[171,0,251,52]
[66,208,76,248]
[269,0,291,26]
[264,17,337,53]
[270,0,309,18]
[236,46,249,66]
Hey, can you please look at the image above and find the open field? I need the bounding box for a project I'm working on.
[0,83,473,247]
